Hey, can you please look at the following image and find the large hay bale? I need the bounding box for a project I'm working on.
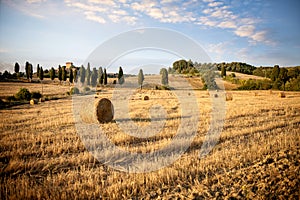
[30,99,38,105]
[96,98,114,123]
[279,92,286,98]
[226,93,233,101]
[143,95,149,100]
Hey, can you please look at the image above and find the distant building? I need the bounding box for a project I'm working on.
[66,62,73,69]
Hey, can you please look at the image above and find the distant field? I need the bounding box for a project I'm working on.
[0,80,299,199]
[221,71,268,80]
[0,80,71,98]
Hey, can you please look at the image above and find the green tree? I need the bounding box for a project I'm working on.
[62,66,67,81]
[287,67,300,79]
[14,62,20,74]
[91,67,98,87]
[118,66,125,84]
[138,69,144,89]
[278,67,288,90]
[271,65,280,81]
[80,65,86,84]
[50,67,55,81]
[69,68,74,83]
[104,68,107,85]
[37,64,40,77]
[161,68,168,85]
[86,63,91,85]
[39,67,44,81]
[98,67,103,85]
[221,65,226,77]
[58,65,62,82]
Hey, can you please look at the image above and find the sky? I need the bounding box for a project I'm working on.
[0,0,300,73]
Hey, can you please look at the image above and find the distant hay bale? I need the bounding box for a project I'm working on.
[30,99,38,105]
[226,93,233,101]
[279,92,286,98]
[96,98,114,123]
[143,95,149,100]
[254,92,258,96]
[214,94,218,98]
[39,98,45,102]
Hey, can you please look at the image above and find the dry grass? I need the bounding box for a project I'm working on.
[0,82,299,199]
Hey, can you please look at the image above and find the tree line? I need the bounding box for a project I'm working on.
[2,61,170,89]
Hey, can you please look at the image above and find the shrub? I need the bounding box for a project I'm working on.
[15,88,31,101]
[70,87,80,94]
[31,91,42,99]
[84,86,90,91]
[6,95,16,102]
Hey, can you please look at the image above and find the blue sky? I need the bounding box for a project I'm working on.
[0,0,299,73]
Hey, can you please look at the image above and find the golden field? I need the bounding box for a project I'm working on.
[0,78,299,199]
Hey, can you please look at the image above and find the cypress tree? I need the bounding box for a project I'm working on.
[29,64,33,80]
[62,66,67,81]
[161,68,168,85]
[80,65,86,84]
[138,69,144,90]
[104,68,107,85]
[50,67,55,81]
[73,68,78,83]
[91,67,98,87]
[25,61,30,80]
[98,67,103,85]
[14,62,20,74]
[69,68,74,83]
[37,64,40,77]
[118,66,125,84]
[86,63,91,85]
[58,65,62,82]
[39,67,44,81]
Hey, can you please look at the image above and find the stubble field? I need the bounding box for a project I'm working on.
[0,79,299,199]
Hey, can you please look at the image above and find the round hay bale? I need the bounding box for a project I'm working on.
[214,94,218,98]
[143,95,149,100]
[279,92,286,98]
[30,99,38,105]
[226,93,233,101]
[96,98,114,123]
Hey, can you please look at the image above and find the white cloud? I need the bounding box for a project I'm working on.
[218,21,236,29]
[66,2,107,13]
[13,0,273,45]
[208,1,223,7]
[88,0,115,6]
[148,8,164,19]
[26,0,46,4]
[234,25,255,37]
[84,11,106,24]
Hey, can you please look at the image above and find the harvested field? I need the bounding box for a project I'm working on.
[0,81,299,199]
